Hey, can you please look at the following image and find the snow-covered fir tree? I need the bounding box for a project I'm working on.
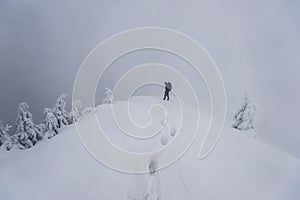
[102,87,114,104]
[52,94,69,128]
[15,102,44,149]
[233,94,257,131]
[69,100,82,124]
[0,121,13,150]
[0,122,10,146]
[44,108,59,138]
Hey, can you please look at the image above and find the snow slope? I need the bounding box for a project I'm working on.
[0,96,300,200]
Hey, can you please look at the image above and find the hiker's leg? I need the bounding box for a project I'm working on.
[167,90,170,100]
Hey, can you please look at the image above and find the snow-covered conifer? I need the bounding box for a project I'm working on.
[0,122,10,146]
[53,94,69,128]
[233,94,257,130]
[43,108,59,138]
[102,87,114,104]
[69,100,82,124]
[15,102,43,149]
[0,122,13,150]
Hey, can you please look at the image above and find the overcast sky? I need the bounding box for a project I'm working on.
[0,0,300,157]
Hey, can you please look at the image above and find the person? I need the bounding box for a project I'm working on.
[163,81,172,101]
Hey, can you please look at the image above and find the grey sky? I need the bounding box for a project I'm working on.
[0,0,300,157]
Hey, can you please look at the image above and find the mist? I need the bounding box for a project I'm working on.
[0,0,300,157]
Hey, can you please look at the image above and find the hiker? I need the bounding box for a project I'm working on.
[163,81,172,101]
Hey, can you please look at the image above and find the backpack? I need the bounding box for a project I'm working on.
[167,82,172,90]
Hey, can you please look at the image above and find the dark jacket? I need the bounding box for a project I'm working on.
[165,82,172,90]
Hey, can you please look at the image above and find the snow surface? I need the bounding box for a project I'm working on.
[0,96,300,200]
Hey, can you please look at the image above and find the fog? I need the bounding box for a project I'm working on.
[0,0,300,157]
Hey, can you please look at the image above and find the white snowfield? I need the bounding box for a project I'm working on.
[0,96,300,200]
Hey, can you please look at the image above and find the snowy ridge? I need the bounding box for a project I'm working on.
[0,96,300,200]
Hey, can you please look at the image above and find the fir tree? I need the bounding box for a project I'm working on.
[69,100,82,124]
[0,122,13,150]
[102,87,114,104]
[233,94,257,130]
[44,108,59,138]
[15,102,43,149]
[53,94,69,128]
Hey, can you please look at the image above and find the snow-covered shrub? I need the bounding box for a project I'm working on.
[102,87,114,104]
[233,94,257,131]
[82,107,94,117]
[52,94,69,128]
[69,100,82,124]
[15,102,44,149]
[170,127,177,137]
[44,108,59,138]
[0,122,13,150]
[0,122,10,146]
[35,123,46,134]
